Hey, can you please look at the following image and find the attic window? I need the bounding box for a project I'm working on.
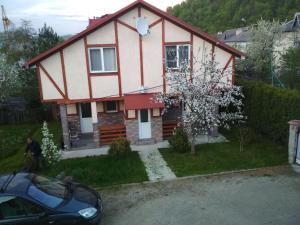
[165,45,190,69]
[88,47,117,73]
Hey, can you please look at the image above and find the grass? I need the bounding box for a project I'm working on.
[0,121,62,174]
[42,152,148,187]
[160,128,288,177]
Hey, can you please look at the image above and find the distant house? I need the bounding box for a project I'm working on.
[27,0,244,149]
[218,12,300,64]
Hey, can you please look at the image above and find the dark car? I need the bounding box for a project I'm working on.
[0,172,102,225]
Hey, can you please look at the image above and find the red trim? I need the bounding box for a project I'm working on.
[57,96,123,104]
[36,66,43,100]
[116,19,137,32]
[232,57,236,85]
[138,7,144,87]
[87,43,116,48]
[114,20,122,96]
[38,63,65,98]
[149,18,162,28]
[165,41,191,45]
[190,33,193,80]
[27,0,245,67]
[212,44,215,62]
[162,19,166,93]
[84,37,93,99]
[221,56,233,75]
[60,51,68,99]
[89,72,118,77]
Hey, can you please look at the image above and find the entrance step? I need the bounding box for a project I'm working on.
[135,138,156,145]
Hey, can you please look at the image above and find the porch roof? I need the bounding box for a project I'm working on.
[124,93,164,110]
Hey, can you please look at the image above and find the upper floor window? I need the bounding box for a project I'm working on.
[165,45,190,69]
[88,47,117,73]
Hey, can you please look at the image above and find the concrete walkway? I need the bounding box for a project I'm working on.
[132,142,176,181]
[62,146,109,159]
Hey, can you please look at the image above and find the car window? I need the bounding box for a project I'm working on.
[28,185,64,209]
[0,196,44,220]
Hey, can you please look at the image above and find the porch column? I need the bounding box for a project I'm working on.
[91,102,100,147]
[59,104,70,150]
[288,120,300,164]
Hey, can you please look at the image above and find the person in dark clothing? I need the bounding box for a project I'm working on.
[25,137,43,171]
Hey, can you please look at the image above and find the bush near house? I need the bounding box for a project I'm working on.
[168,128,190,153]
[108,138,131,156]
[238,79,300,146]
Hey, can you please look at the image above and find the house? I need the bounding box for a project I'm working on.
[218,12,300,64]
[27,0,245,149]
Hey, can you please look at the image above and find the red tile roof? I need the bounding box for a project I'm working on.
[27,0,245,67]
[124,93,164,110]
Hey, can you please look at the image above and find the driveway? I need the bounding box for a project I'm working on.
[99,166,300,225]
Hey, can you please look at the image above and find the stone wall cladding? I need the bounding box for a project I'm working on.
[93,123,100,147]
[152,117,163,142]
[59,105,70,149]
[98,112,124,126]
[125,119,139,144]
[67,114,81,135]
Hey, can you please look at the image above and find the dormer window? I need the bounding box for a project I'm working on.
[165,45,190,69]
[88,47,117,73]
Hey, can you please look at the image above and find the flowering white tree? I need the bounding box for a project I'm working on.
[158,52,244,154]
[41,121,62,166]
[0,54,21,102]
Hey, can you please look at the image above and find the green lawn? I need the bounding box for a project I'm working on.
[160,129,288,177]
[0,121,62,174]
[42,152,148,187]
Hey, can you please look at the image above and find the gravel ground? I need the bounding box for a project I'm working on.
[99,166,300,225]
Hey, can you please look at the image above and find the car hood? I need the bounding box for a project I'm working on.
[57,184,99,212]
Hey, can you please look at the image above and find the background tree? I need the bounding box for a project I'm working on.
[158,54,244,154]
[0,54,21,102]
[167,0,300,34]
[280,45,300,89]
[237,19,282,83]
[34,23,63,54]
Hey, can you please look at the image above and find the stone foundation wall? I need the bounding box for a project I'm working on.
[67,114,81,135]
[152,117,163,142]
[125,119,139,144]
[98,112,124,126]
[288,120,300,164]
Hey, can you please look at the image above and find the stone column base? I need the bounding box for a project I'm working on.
[288,120,300,164]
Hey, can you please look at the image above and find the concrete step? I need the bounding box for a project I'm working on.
[135,138,156,145]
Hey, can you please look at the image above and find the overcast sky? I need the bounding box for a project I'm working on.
[1,0,184,36]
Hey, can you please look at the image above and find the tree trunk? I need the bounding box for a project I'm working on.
[191,135,196,155]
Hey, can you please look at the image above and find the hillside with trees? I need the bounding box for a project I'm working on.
[167,0,300,34]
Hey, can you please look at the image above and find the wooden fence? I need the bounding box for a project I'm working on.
[99,124,126,145]
[162,120,178,140]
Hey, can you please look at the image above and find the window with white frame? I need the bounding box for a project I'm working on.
[165,45,190,69]
[88,47,117,73]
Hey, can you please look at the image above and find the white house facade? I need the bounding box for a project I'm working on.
[27,0,245,149]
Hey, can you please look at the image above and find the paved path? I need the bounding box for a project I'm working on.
[99,166,300,225]
[132,142,176,181]
[62,147,108,159]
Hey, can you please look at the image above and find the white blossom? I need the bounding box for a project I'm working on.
[156,50,245,153]
[41,121,62,166]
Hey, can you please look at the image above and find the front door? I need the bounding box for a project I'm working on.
[80,103,93,133]
[296,132,300,165]
[139,109,151,139]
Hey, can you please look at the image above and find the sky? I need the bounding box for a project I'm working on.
[1,0,184,36]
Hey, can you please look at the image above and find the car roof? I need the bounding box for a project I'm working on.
[0,172,32,195]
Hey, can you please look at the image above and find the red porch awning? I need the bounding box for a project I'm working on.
[124,93,164,110]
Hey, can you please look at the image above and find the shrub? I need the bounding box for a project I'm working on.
[237,79,300,146]
[41,121,62,166]
[168,127,190,153]
[108,138,131,156]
